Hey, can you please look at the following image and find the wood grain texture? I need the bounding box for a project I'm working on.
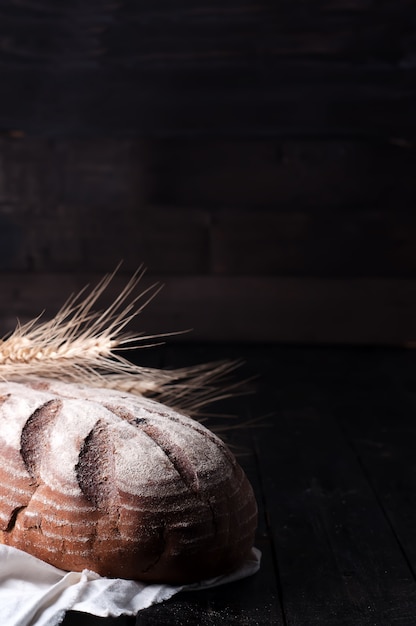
[0,136,415,278]
[0,65,413,138]
[147,139,416,210]
[326,352,416,580]
[0,2,413,136]
[0,5,414,345]
[255,410,416,625]
[1,273,416,345]
[249,344,416,625]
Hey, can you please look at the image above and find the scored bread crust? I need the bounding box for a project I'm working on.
[0,379,257,584]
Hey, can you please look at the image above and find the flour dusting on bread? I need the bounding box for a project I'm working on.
[0,379,257,583]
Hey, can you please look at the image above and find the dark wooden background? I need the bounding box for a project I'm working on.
[2,5,416,624]
[0,0,415,344]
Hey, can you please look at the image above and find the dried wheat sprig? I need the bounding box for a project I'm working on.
[0,267,168,383]
[0,268,245,417]
[100,359,246,416]
[1,270,153,374]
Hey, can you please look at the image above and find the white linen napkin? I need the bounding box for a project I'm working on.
[0,545,261,626]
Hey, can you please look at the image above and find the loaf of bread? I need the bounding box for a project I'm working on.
[0,379,257,584]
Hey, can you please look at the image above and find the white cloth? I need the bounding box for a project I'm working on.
[0,545,261,626]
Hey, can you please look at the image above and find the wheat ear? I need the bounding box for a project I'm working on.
[0,268,242,416]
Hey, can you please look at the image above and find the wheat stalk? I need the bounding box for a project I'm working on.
[102,359,246,416]
[0,267,242,416]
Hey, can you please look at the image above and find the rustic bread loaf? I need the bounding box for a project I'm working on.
[0,379,257,584]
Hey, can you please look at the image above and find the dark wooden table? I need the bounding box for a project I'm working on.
[61,342,416,625]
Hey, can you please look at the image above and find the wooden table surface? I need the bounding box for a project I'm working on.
[61,342,416,625]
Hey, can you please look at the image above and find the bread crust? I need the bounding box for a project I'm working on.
[0,380,257,583]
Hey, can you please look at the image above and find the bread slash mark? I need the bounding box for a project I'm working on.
[20,399,62,480]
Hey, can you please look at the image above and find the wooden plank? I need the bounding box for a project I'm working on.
[210,209,416,277]
[1,136,415,278]
[324,350,416,581]
[0,137,139,213]
[147,139,416,210]
[0,2,414,68]
[3,274,416,345]
[0,137,212,273]
[0,2,413,136]
[248,343,416,605]
[255,390,416,624]
[0,65,412,137]
[130,207,211,275]
[0,136,415,276]
[108,11,416,70]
